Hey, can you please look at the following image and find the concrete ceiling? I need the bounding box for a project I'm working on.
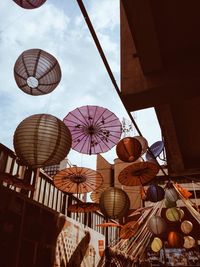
[120,0,200,178]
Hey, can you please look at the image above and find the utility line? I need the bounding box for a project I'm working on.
[76,0,168,177]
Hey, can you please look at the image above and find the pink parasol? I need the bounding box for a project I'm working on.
[63,105,122,155]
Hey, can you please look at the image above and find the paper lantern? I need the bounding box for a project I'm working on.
[168,231,184,247]
[165,199,177,208]
[134,136,148,155]
[148,216,167,235]
[184,236,196,249]
[165,188,179,202]
[181,220,193,234]
[99,187,130,219]
[166,208,181,222]
[146,185,165,202]
[151,237,163,252]
[13,114,72,168]
[14,49,61,96]
[116,137,142,162]
[13,0,46,9]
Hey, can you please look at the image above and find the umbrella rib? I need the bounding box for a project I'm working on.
[64,113,88,127]
[77,107,91,126]
[93,108,107,127]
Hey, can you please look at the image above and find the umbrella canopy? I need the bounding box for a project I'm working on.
[53,166,103,194]
[67,202,99,213]
[63,105,122,155]
[0,172,35,191]
[118,161,159,186]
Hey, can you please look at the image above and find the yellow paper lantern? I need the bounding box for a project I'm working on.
[166,207,180,222]
[177,208,185,220]
[151,237,163,252]
[184,236,196,249]
[99,187,130,219]
[181,220,193,234]
[14,114,72,168]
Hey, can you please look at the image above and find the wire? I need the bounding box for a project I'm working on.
[76,0,168,177]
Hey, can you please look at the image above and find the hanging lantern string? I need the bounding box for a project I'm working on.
[76,0,168,178]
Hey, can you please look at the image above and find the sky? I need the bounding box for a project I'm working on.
[0,0,161,169]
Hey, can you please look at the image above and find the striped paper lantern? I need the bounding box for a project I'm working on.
[166,207,181,222]
[165,188,179,202]
[116,137,142,162]
[151,237,163,252]
[13,0,46,9]
[146,185,165,202]
[181,220,193,234]
[148,216,167,235]
[13,114,72,168]
[14,49,61,96]
[99,187,130,219]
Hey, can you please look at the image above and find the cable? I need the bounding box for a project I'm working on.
[76,0,168,177]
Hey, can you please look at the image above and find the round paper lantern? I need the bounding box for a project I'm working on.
[13,114,72,168]
[165,188,179,202]
[168,231,184,247]
[146,185,165,202]
[166,208,181,222]
[99,187,130,219]
[148,216,167,235]
[181,220,193,234]
[116,137,142,162]
[134,136,148,155]
[14,49,61,96]
[184,236,196,249]
[151,237,163,252]
[165,199,177,208]
[13,0,46,9]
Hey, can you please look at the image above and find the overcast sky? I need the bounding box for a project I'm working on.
[0,0,161,169]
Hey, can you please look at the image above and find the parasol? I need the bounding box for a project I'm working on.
[146,141,164,161]
[118,161,159,186]
[67,202,99,213]
[53,166,103,194]
[63,105,122,155]
[0,172,35,191]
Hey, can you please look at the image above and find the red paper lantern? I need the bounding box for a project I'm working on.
[13,0,46,9]
[116,137,142,162]
[168,231,184,248]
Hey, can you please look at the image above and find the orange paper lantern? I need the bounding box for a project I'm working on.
[168,231,184,248]
[116,137,142,162]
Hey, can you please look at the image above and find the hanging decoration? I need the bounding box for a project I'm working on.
[165,187,179,202]
[183,236,196,249]
[146,185,165,202]
[13,114,72,168]
[99,187,130,219]
[181,220,193,234]
[63,105,122,155]
[14,49,61,96]
[148,215,167,235]
[166,207,181,222]
[96,222,122,228]
[134,136,148,155]
[151,237,163,252]
[90,186,108,203]
[13,0,47,9]
[168,231,184,248]
[53,166,103,194]
[177,208,185,220]
[116,137,142,162]
[165,199,177,208]
[145,141,164,162]
[118,161,159,186]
